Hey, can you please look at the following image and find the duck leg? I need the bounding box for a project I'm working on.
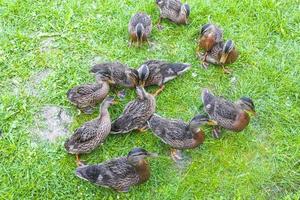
[129,38,133,47]
[76,154,85,167]
[202,52,208,61]
[157,16,163,30]
[202,62,209,69]
[201,52,209,69]
[196,42,201,54]
[221,65,232,74]
[152,85,165,96]
[196,52,209,69]
[212,126,222,139]
[145,38,151,47]
[196,45,200,53]
[137,125,148,133]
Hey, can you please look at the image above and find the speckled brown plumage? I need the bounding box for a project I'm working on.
[75,147,156,192]
[148,114,207,149]
[156,0,190,25]
[76,157,140,192]
[198,24,223,52]
[128,13,152,45]
[67,81,109,114]
[202,89,255,133]
[111,87,156,134]
[140,60,191,87]
[199,40,239,69]
[91,62,138,88]
[64,97,115,155]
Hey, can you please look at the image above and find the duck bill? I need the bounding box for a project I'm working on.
[139,80,146,87]
[136,86,147,99]
[246,110,256,116]
[112,100,118,105]
[108,79,116,84]
[220,53,229,64]
[207,119,218,126]
[147,152,158,157]
[129,75,138,87]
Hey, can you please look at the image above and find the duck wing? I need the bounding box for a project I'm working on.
[111,99,153,133]
[64,120,98,151]
[168,0,182,13]
[214,99,239,121]
[148,115,193,148]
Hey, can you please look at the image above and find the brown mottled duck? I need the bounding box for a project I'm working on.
[137,60,191,96]
[156,0,190,29]
[128,12,152,47]
[64,96,116,166]
[75,147,157,192]
[148,114,214,162]
[201,88,255,138]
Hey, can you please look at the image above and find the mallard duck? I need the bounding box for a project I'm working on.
[128,13,152,46]
[91,62,138,88]
[197,23,223,56]
[111,86,156,133]
[111,65,156,134]
[156,0,190,29]
[201,88,256,138]
[138,60,191,96]
[148,114,214,162]
[197,40,239,73]
[67,81,110,114]
[75,147,157,192]
[64,96,116,166]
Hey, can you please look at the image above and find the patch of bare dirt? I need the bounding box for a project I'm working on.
[32,105,72,142]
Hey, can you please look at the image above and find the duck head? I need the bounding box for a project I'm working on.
[127,147,158,165]
[220,40,235,64]
[137,64,150,87]
[238,97,256,116]
[135,23,145,46]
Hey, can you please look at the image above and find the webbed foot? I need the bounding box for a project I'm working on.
[202,62,209,69]
[76,154,86,167]
[222,66,232,74]
[212,127,222,139]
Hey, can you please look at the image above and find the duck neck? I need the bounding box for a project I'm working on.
[99,103,109,118]
[133,160,150,184]
[193,130,205,144]
[226,49,238,64]
[189,121,205,144]
[179,7,188,24]
[189,122,200,134]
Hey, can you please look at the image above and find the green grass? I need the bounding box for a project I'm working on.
[0,0,299,199]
